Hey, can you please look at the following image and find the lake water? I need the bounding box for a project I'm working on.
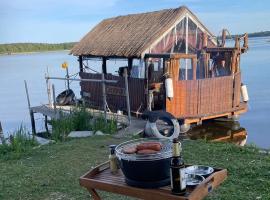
[0,37,269,149]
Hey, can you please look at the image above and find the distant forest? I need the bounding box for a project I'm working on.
[0,42,77,54]
[0,31,269,54]
[223,31,270,39]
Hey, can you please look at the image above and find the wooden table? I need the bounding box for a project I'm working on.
[79,161,227,200]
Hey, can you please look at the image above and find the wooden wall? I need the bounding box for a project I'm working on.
[80,72,145,113]
[166,72,242,118]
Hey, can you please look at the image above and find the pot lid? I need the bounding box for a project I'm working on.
[115,138,172,161]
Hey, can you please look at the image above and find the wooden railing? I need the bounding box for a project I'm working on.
[80,72,145,113]
[166,72,242,118]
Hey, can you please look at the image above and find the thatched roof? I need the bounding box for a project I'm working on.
[71,6,213,58]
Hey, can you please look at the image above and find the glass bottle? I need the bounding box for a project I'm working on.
[109,145,118,174]
[170,138,186,195]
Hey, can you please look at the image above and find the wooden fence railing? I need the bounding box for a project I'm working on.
[166,72,242,118]
[80,72,145,113]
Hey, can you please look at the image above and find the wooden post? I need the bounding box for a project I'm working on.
[101,73,107,123]
[46,67,52,107]
[144,58,149,110]
[192,57,197,80]
[0,121,4,144]
[79,56,83,72]
[52,84,57,114]
[66,67,70,90]
[124,68,131,125]
[44,116,49,133]
[221,29,226,47]
[202,32,208,48]
[0,121,3,135]
[102,57,107,74]
[24,80,36,135]
[128,58,133,72]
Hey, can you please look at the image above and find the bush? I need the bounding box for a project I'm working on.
[92,114,117,134]
[51,115,74,141]
[50,107,118,141]
[0,125,37,159]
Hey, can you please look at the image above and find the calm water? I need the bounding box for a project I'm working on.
[0,37,269,148]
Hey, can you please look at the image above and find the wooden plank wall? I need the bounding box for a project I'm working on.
[80,72,145,112]
[166,74,241,118]
[233,72,241,107]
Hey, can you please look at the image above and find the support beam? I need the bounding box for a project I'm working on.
[0,121,4,144]
[128,58,133,72]
[144,58,149,111]
[79,56,83,72]
[101,73,107,123]
[24,80,36,135]
[192,57,197,80]
[102,57,107,74]
[124,68,131,125]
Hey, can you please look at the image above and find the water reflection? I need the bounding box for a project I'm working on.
[183,120,247,146]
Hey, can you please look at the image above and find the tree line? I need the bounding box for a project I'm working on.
[226,31,270,39]
[0,42,77,54]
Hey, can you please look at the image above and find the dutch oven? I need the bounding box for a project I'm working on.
[115,138,172,188]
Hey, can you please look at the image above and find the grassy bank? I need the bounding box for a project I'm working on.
[0,42,77,54]
[0,136,269,200]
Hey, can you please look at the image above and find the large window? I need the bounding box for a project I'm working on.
[150,16,215,54]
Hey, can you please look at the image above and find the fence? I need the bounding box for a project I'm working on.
[166,72,242,118]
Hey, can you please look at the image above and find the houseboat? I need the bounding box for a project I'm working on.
[70,6,249,138]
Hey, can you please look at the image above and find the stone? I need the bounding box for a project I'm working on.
[95,130,105,136]
[35,136,53,145]
[68,131,93,138]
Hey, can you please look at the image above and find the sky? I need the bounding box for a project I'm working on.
[0,0,269,44]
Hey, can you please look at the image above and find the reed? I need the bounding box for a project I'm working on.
[0,125,37,159]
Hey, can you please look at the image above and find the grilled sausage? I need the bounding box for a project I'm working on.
[122,146,137,154]
[136,142,162,151]
[137,149,159,154]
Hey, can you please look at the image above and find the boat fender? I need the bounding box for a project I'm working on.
[165,78,173,99]
[241,83,249,102]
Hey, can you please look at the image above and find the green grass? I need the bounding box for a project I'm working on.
[0,125,38,160]
[0,137,269,200]
[51,107,117,141]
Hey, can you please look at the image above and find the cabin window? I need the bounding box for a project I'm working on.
[149,17,215,55]
[148,58,163,82]
[179,58,193,80]
[130,59,145,78]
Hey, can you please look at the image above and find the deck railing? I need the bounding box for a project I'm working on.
[166,72,242,118]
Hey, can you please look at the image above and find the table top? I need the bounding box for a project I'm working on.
[79,161,227,200]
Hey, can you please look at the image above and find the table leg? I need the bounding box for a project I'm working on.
[87,188,101,200]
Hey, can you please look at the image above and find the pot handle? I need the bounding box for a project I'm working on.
[204,177,214,192]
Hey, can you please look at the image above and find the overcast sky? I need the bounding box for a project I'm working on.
[0,0,269,43]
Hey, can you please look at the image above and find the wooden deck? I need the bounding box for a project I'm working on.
[29,104,146,136]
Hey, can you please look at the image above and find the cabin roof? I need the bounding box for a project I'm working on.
[71,6,214,58]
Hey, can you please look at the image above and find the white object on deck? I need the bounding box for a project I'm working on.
[241,84,249,102]
[68,131,93,138]
[35,136,54,145]
[165,78,174,98]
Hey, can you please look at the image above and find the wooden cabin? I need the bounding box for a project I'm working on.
[71,6,248,129]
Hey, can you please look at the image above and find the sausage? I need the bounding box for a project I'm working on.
[122,146,137,154]
[136,142,162,151]
[137,149,159,154]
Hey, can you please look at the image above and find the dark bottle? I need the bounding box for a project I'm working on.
[170,138,186,195]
